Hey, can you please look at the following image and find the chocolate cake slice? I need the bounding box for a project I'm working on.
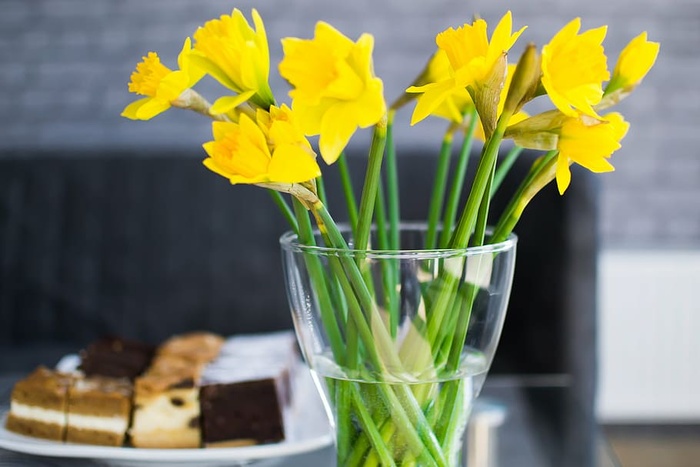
[200,377,285,447]
[199,332,299,448]
[79,336,155,380]
[5,367,73,441]
[66,376,132,446]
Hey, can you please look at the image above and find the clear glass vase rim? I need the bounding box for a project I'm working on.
[279,221,517,259]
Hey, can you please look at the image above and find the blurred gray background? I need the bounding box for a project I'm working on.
[0,0,696,248]
[0,0,698,423]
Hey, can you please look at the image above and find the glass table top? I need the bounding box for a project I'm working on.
[0,372,618,467]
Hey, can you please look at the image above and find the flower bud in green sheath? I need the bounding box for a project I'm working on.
[502,43,541,117]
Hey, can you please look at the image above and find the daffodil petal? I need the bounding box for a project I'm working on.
[158,70,191,101]
[268,145,321,183]
[556,152,572,195]
[188,53,242,93]
[135,98,171,120]
[228,174,269,185]
[210,91,256,115]
[121,97,152,120]
[410,80,457,125]
[319,105,358,164]
[570,152,616,173]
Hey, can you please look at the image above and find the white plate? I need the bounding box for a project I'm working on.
[0,367,333,466]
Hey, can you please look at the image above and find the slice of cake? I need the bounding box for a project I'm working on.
[65,376,132,446]
[130,366,202,448]
[200,371,287,447]
[5,366,73,441]
[156,331,224,365]
[79,336,155,380]
[199,333,299,448]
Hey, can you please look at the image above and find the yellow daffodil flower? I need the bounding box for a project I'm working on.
[408,11,526,126]
[279,22,386,164]
[505,111,628,194]
[192,9,275,109]
[122,38,204,120]
[555,112,629,193]
[606,32,660,95]
[541,18,610,119]
[202,105,320,185]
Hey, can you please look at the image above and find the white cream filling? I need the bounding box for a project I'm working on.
[67,413,128,433]
[10,401,65,426]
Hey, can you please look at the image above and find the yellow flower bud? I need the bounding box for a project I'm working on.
[502,43,541,117]
[599,32,659,108]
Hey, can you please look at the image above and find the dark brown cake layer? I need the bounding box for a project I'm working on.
[79,336,155,380]
[200,378,284,446]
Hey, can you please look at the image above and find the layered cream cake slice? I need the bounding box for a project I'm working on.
[5,366,73,441]
[65,376,132,446]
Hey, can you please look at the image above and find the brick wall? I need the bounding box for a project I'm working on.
[0,0,697,247]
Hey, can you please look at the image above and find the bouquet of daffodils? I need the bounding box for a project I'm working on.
[123,9,657,466]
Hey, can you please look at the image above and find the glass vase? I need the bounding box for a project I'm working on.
[280,223,516,467]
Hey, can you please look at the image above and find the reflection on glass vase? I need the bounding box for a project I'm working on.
[280,223,516,467]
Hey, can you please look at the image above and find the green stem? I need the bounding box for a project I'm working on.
[313,203,448,466]
[426,111,512,371]
[338,152,359,231]
[383,114,401,341]
[449,111,512,249]
[385,110,400,250]
[375,183,399,337]
[292,200,345,362]
[355,117,388,253]
[347,382,397,467]
[491,145,524,199]
[268,190,297,234]
[334,377,352,463]
[471,159,496,247]
[375,182,389,250]
[438,109,479,248]
[316,175,328,206]
[491,150,558,243]
[425,125,457,249]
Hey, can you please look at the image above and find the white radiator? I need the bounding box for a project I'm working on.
[597,249,700,422]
